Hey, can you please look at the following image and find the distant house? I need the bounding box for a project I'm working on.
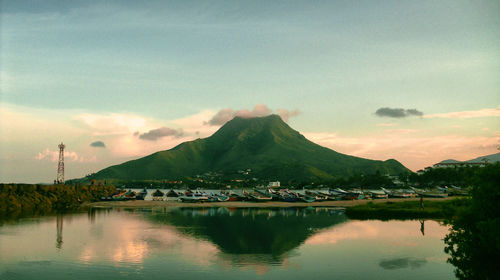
[268,181,280,188]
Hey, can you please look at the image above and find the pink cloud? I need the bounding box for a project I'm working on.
[206,104,300,125]
[425,106,500,119]
[304,132,500,171]
[376,123,397,127]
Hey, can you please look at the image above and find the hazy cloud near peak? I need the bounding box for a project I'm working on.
[375,107,423,118]
[277,108,301,122]
[90,141,106,148]
[207,104,300,125]
[138,127,183,141]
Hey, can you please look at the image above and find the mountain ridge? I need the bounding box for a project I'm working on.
[437,152,500,165]
[86,115,410,182]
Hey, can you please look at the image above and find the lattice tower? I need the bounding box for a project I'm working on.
[57,142,65,184]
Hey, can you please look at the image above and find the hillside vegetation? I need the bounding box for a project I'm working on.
[85,115,409,183]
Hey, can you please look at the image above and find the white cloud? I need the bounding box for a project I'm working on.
[35,148,95,162]
[425,106,500,119]
[206,104,301,125]
[76,113,150,135]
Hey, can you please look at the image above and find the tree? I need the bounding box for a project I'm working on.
[444,163,500,280]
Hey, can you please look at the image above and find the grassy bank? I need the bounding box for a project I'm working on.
[345,198,470,220]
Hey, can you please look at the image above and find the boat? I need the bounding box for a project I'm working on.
[179,195,201,202]
[216,194,230,202]
[299,195,316,203]
[135,188,147,200]
[227,191,244,201]
[281,193,298,202]
[381,187,412,198]
[367,190,388,199]
[111,190,127,201]
[250,194,273,202]
[278,189,298,202]
[305,190,328,201]
[335,188,364,200]
[123,190,137,200]
[246,190,273,202]
[447,186,469,196]
[410,187,448,198]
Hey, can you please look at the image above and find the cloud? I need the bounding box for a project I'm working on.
[138,127,183,141]
[375,107,423,118]
[304,131,500,171]
[384,129,418,134]
[376,123,397,127]
[206,104,300,125]
[424,106,500,119]
[35,148,94,162]
[90,141,106,148]
[276,109,301,122]
[76,113,149,136]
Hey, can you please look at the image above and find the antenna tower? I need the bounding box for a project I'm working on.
[57,142,65,184]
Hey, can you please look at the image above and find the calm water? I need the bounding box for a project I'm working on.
[0,207,455,279]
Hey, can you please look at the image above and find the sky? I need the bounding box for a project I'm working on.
[1,0,499,183]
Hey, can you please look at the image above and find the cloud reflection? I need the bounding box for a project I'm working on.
[77,213,219,266]
[305,220,449,245]
[379,257,427,270]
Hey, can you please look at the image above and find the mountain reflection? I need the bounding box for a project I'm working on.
[145,207,347,264]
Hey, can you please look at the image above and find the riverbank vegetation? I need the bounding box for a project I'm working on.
[0,184,116,218]
[443,161,499,279]
[345,198,469,220]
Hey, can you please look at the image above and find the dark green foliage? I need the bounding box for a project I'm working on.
[409,165,486,187]
[444,162,500,280]
[345,199,470,220]
[83,115,409,183]
[0,184,116,218]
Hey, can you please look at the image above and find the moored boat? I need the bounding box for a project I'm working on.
[299,195,316,203]
[135,188,148,200]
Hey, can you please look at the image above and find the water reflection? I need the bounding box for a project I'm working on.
[56,214,63,249]
[145,207,347,265]
[0,208,455,279]
[87,207,96,224]
[379,257,427,270]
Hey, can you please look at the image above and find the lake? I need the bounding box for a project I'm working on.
[0,207,455,279]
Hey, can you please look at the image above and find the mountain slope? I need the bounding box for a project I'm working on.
[437,152,500,165]
[465,152,500,163]
[91,115,410,181]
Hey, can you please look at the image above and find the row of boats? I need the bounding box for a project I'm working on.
[101,185,468,202]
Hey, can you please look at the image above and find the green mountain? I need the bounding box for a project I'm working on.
[89,115,409,182]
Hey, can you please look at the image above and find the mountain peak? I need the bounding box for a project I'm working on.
[212,114,293,140]
[227,114,284,124]
[85,114,410,182]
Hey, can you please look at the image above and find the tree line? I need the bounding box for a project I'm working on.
[444,162,499,279]
[0,184,116,216]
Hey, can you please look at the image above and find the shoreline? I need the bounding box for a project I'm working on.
[85,197,456,209]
